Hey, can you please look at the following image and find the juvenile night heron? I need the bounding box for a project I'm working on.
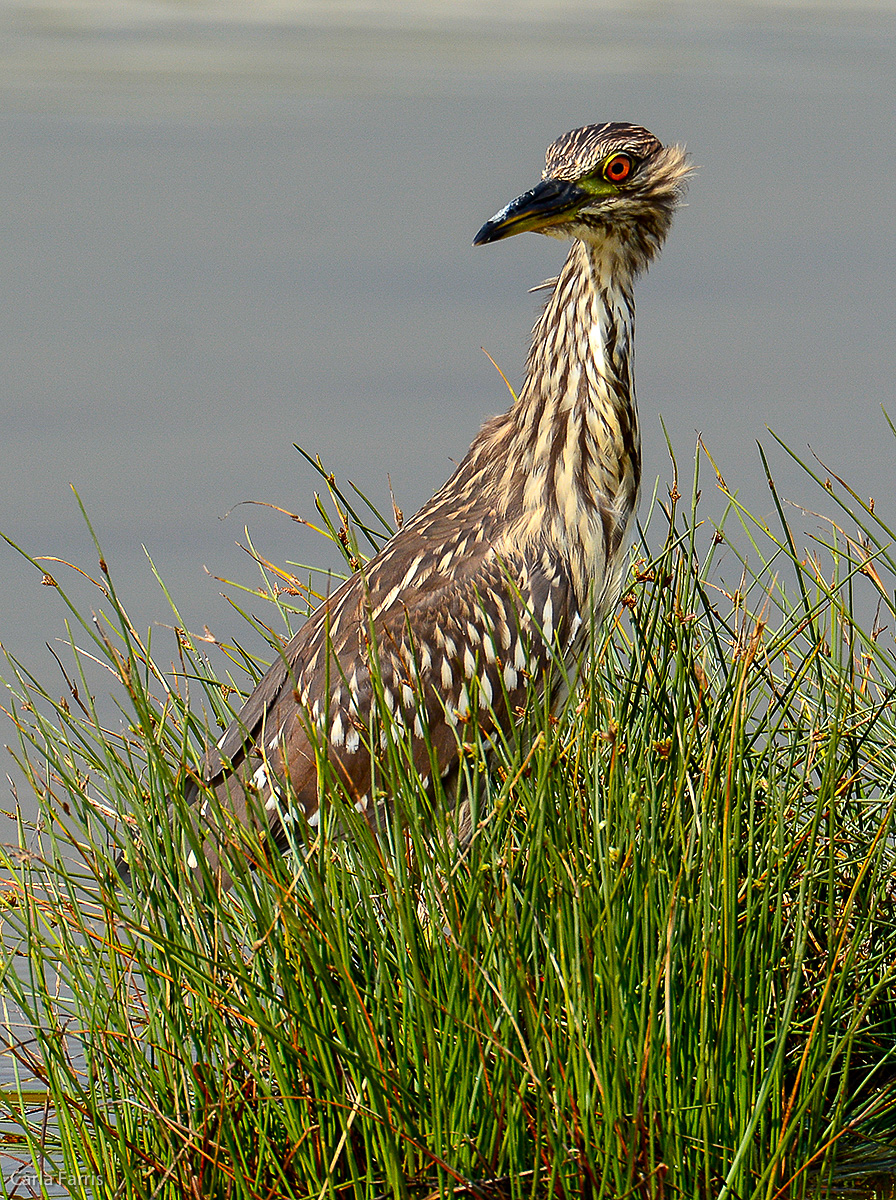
[190,122,690,873]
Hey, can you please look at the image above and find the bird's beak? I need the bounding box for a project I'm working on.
[473,178,589,245]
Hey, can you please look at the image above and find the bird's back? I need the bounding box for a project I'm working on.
[200,434,585,855]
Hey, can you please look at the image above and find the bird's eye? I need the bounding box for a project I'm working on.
[603,154,633,183]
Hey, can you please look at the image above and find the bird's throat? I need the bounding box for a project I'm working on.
[504,240,642,603]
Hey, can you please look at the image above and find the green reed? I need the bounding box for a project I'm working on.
[1,439,895,1198]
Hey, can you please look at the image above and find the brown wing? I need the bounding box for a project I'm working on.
[192,501,582,871]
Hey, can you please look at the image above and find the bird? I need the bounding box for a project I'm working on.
[186,122,691,877]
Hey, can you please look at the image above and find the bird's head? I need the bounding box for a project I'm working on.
[474,123,691,273]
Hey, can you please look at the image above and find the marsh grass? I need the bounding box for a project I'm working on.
[1,440,896,1198]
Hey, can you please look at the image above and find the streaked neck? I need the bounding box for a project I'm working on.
[516,238,639,485]
[489,240,641,595]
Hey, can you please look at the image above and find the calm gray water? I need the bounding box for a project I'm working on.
[1,0,895,1180]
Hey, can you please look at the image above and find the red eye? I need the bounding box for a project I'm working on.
[604,154,633,183]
